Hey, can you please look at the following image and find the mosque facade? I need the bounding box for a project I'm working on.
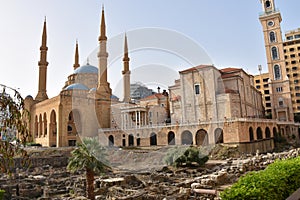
[24,3,299,153]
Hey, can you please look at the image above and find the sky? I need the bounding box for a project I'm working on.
[0,0,300,98]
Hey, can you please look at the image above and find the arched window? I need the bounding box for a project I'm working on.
[269,31,276,43]
[274,65,281,80]
[265,0,271,8]
[249,127,254,141]
[271,46,279,60]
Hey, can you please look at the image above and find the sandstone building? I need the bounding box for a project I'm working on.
[255,0,300,122]
[23,3,299,154]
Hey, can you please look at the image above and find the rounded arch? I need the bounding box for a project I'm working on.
[249,127,254,141]
[108,135,114,146]
[281,128,284,136]
[269,31,276,43]
[128,134,134,146]
[257,127,263,140]
[181,130,193,145]
[150,132,157,146]
[274,64,281,80]
[43,112,47,137]
[49,110,57,147]
[265,127,271,138]
[67,110,81,136]
[271,46,279,60]
[39,114,42,137]
[273,127,278,138]
[168,131,175,145]
[196,129,208,146]
[214,128,223,144]
[265,0,271,8]
[34,115,38,138]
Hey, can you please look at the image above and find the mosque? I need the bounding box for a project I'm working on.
[24,2,299,153]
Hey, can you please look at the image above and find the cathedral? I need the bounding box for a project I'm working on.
[24,2,299,154]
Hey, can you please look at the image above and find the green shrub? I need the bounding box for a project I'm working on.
[0,189,5,200]
[164,146,208,167]
[220,156,300,200]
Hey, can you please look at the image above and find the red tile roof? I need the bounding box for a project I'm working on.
[140,93,166,101]
[179,65,214,73]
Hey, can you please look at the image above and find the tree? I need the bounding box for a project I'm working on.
[67,137,110,200]
[164,146,208,168]
[0,84,30,175]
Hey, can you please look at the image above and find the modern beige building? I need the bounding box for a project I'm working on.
[284,28,300,116]
[254,72,271,117]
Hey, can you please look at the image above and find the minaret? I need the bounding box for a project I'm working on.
[122,34,131,103]
[95,6,112,129]
[96,6,112,98]
[35,18,49,101]
[73,40,80,70]
[259,0,294,121]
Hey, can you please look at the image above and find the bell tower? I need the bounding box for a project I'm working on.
[259,0,294,121]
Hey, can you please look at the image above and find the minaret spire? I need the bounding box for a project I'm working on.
[35,18,49,101]
[96,5,112,129]
[99,6,107,41]
[122,33,131,103]
[73,40,80,70]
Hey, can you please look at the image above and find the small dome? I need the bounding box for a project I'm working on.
[25,95,33,99]
[64,83,89,91]
[74,64,98,74]
[111,94,119,99]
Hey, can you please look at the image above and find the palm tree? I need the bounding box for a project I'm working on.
[67,137,110,200]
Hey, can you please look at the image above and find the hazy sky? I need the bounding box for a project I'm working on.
[0,0,300,98]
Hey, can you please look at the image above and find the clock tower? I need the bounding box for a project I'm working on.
[259,0,294,121]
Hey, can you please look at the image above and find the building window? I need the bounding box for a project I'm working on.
[263,78,269,82]
[295,34,300,39]
[265,96,271,101]
[295,80,299,84]
[264,90,270,94]
[255,80,260,83]
[266,103,272,107]
[274,65,281,80]
[290,47,295,52]
[263,84,269,88]
[194,84,200,95]
[296,86,300,91]
[276,87,283,92]
[256,85,261,89]
[287,36,294,41]
[271,46,279,60]
[269,31,276,43]
[292,66,298,70]
[279,98,284,107]
[265,0,271,8]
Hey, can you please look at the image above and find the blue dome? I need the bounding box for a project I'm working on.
[74,64,98,74]
[111,94,119,99]
[64,83,89,91]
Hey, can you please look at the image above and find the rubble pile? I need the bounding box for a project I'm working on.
[0,147,299,200]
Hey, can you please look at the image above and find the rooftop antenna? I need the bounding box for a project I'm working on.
[87,57,90,65]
